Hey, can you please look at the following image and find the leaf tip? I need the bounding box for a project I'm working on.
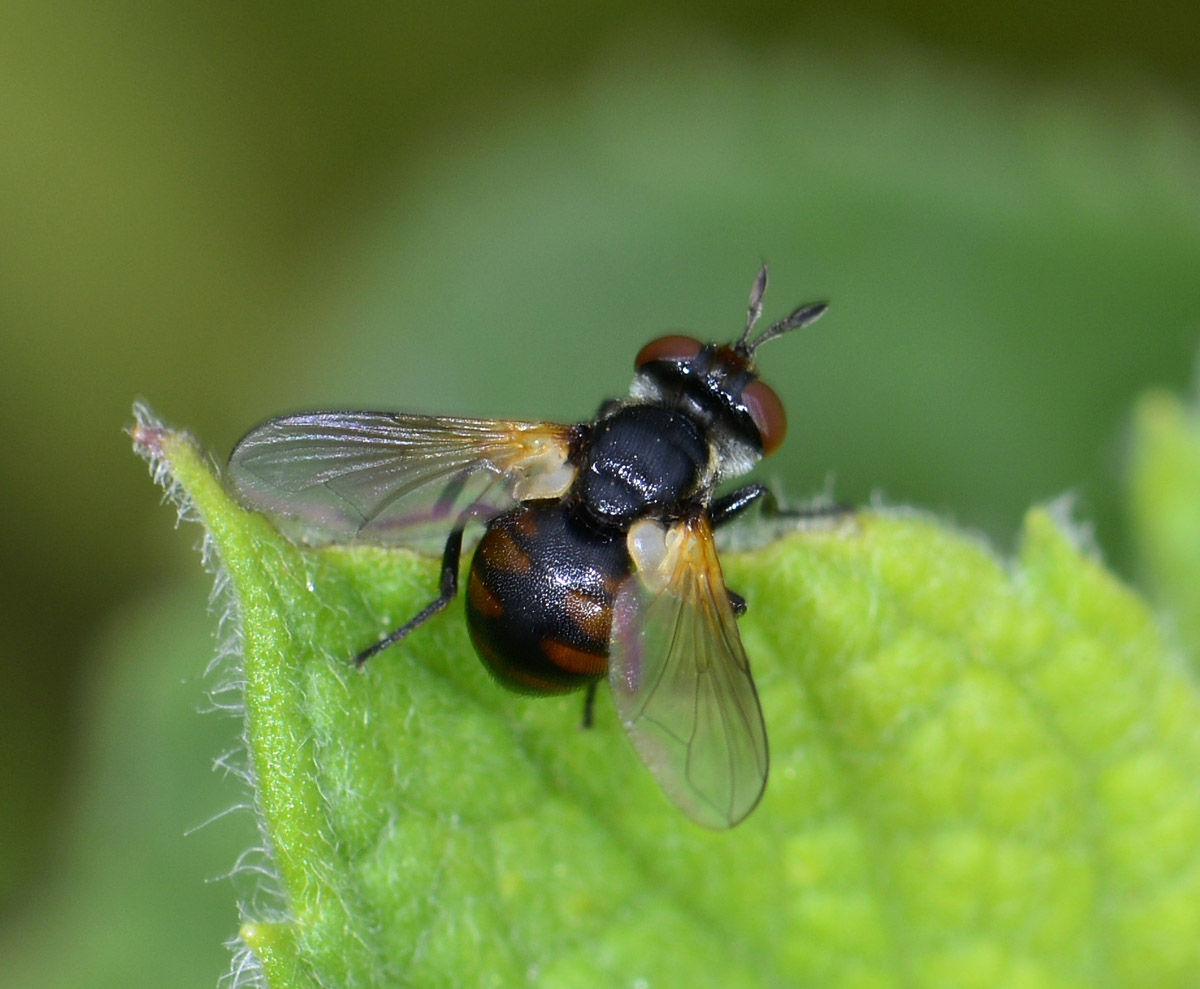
[128,399,169,457]
[128,400,204,474]
[129,400,228,519]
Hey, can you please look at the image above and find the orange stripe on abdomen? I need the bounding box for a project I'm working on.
[467,569,504,619]
[541,638,608,677]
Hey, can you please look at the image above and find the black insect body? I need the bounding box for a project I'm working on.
[467,501,623,695]
[228,266,828,829]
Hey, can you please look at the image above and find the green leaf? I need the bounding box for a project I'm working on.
[133,405,1200,988]
[1129,390,1200,664]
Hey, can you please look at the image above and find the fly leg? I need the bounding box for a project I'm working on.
[708,483,853,615]
[355,527,464,668]
[580,680,599,729]
[710,482,852,527]
[708,483,770,527]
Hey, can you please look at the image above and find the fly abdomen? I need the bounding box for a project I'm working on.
[465,502,629,694]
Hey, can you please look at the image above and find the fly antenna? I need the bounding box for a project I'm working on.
[737,264,770,350]
[748,299,828,353]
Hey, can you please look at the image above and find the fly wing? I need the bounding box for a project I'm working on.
[608,514,769,829]
[227,411,576,551]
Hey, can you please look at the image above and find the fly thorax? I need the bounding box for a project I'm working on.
[630,368,762,483]
[575,404,709,526]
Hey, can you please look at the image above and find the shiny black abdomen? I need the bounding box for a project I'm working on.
[466,502,630,694]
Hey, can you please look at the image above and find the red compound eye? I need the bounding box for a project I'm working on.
[741,379,787,456]
[635,334,703,369]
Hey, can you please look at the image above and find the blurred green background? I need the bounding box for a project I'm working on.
[2,2,1200,985]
